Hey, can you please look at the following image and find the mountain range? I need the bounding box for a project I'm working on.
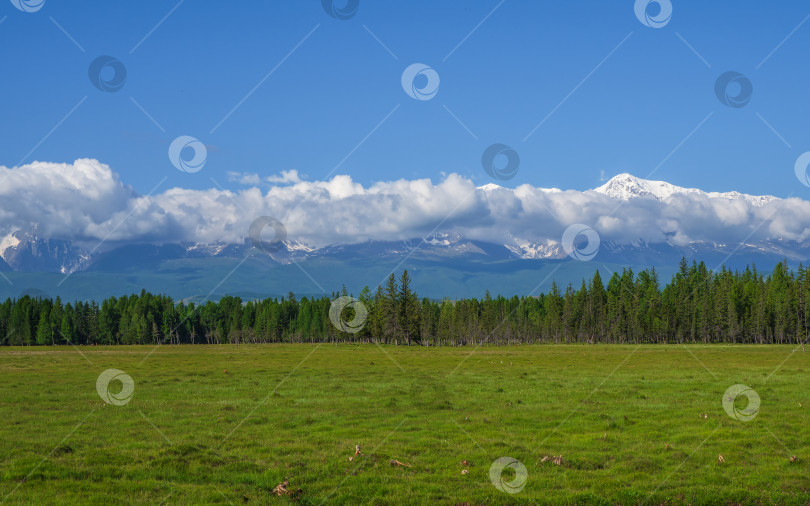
[0,174,802,302]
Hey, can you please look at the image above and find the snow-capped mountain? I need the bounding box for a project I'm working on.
[0,171,806,302]
[593,173,778,206]
[0,173,798,287]
[0,227,89,274]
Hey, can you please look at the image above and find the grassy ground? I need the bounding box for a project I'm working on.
[0,344,808,505]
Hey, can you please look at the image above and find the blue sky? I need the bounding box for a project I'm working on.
[2,0,810,198]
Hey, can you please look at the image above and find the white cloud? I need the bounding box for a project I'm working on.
[0,159,808,251]
[227,171,261,185]
[265,169,303,185]
[228,169,304,186]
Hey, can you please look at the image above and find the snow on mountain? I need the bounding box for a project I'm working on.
[0,174,792,275]
[184,241,229,257]
[283,240,320,253]
[593,173,777,206]
[0,228,21,259]
[479,173,775,208]
[0,227,88,273]
[477,182,562,194]
[477,183,505,191]
[504,237,562,260]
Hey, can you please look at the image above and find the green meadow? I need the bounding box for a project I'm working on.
[1,344,808,504]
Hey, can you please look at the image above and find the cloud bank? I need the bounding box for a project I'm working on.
[1,159,809,250]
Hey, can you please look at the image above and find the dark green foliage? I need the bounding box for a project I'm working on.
[2,259,809,346]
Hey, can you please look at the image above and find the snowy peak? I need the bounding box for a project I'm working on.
[0,228,21,259]
[0,227,88,273]
[593,173,681,200]
[477,183,505,191]
[593,173,777,206]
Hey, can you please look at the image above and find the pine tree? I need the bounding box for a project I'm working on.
[383,273,399,344]
[398,270,420,345]
[60,313,74,344]
[35,307,51,345]
[4,262,810,348]
[590,271,606,340]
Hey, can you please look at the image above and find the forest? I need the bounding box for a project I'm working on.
[2,259,809,346]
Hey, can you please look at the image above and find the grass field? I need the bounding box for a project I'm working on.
[1,344,808,505]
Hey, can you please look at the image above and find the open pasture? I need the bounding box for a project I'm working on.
[1,344,808,504]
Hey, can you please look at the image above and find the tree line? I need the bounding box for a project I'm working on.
[2,259,809,346]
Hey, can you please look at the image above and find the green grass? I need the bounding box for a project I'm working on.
[1,344,809,504]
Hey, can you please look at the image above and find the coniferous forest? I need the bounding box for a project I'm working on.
[2,259,809,346]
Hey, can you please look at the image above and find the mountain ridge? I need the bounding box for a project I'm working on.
[592,173,778,206]
[0,173,794,281]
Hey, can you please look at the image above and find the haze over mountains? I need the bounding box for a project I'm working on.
[0,160,807,301]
